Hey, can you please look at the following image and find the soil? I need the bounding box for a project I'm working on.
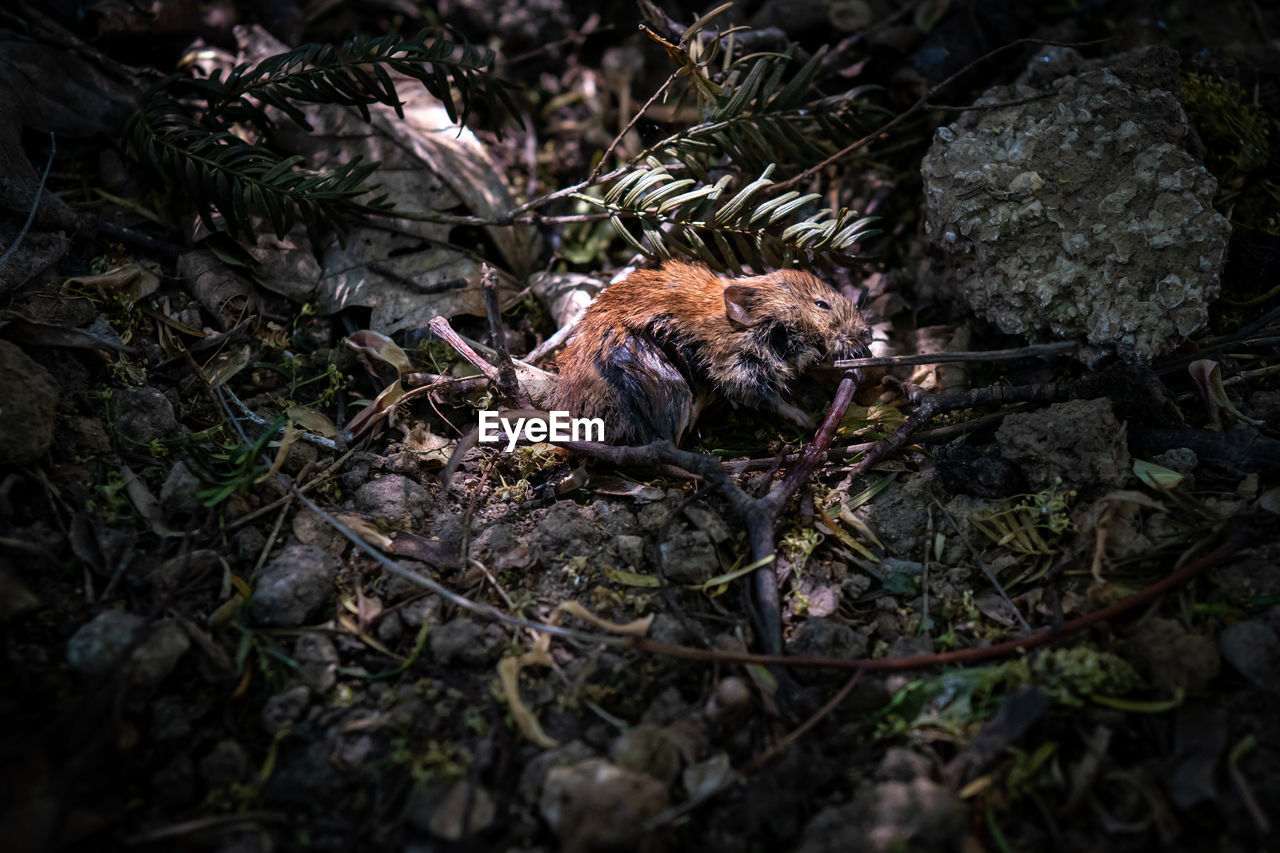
[2,2,1279,852]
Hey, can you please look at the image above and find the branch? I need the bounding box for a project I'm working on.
[834,341,1077,370]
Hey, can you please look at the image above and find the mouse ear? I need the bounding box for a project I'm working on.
[723,285,759,328]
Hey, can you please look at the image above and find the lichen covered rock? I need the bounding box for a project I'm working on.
[922,46,1229,361]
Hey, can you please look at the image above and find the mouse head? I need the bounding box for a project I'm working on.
[723,269,870,368]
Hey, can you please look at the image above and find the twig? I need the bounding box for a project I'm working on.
[588,72,678,183]
[628,527,1253,670]
[834,341,1077,370]
[559,375,860,657]
[0,132,55,269]
[643,668,864,832]
[428,316,501,382]
[524,316,579,363]
[482,263,528,406]
[935,498,1031,633]
[775,39,1111,191]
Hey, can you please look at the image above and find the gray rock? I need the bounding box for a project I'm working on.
[160,460,203,517]
[539,758,669,853]
[66,609,145,675]
[888,635,935,660]
[875,747,934,783]
[294,632,339,693]
[1219,619,1280,695]
[788,617,868,660]
[647,613,689,646]
[850,474,935,558]
[406,780,496,840]
[922,46,1228,361]
[199,739,249,786]
[658,530,718,585]
[996,398,1130,491]
[430,617,505,666]
[614,534,646,568]
[128,619,191,687]
[261,684,311,734]
[536,501,599,558]
[113,385,178,445]
[797,778,966,853]
[249,545,340,626]
[470,522,533,570]
[517,740,595,803]
[0,339,58,464]
[353,473,430,522]
[611,724,683,787]
[52,611,184,688]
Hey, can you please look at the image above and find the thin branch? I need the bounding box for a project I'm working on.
[628,527,1252,670]
[482,263,527,406]
[0,132,55,269]
[588,72,678,183]
[775,38,1113,191]
[427,316,501,383]
[835,341,1077,370]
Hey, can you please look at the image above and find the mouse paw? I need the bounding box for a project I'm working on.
[774,401,815,430]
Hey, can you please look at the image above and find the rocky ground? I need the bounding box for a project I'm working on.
[2,1,1279,852]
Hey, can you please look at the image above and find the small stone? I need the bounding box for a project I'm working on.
[430,617,505,666]
[888,635,934,660]
[536,501,599,558]
[129,619,191,687]
[294,632,339,693]
[354,474,430,522]
[875,748,933,783]
[704,676,752,724]
[262,684,312,734]
[410,781,496,840]
[199,739,249,787]
[614,534,646,568]
[996,398,1131,491]
[682,505,733,543]
[922,46,1228,361]
[517,740,594,804]
[1219,620,1280,695]
[788,618,868,661]
[797,778,966,853]
[539,759,669,853]
[113,385,178,445]
[67,610,145,675]
[249,545,340,626]
[470,522,532,570]
[160,461,204,517]
[1121,617,1219,693]
[611,724,683,787]
[658,530,718,585]
[647,613,688,647]
[1153,447,1198,475]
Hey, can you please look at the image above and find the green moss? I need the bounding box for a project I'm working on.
[1181,73,1273,177]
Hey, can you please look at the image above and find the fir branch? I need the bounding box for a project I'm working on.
[125,30,513,241]
[583,161,879,271]
[196,30,517,134]
[125,101,391,241]
[639,48,885,175]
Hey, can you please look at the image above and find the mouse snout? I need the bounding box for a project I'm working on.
[823,303,870,361]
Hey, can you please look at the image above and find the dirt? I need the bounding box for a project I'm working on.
[2,2,1279,853]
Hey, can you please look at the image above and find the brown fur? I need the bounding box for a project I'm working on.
[548,261,870,445]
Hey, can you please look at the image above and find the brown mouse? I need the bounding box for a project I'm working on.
[548,261,870,445]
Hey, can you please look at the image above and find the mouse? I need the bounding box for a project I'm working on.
[547,260,871,445]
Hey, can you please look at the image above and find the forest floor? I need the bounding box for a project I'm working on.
[2,1,1279,852]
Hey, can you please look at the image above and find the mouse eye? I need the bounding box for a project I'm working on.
[813,299,831,310]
